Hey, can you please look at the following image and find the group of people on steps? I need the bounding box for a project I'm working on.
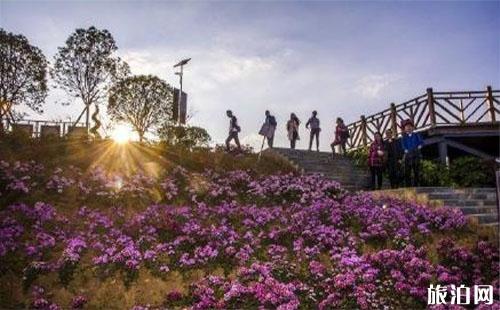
[225,110,423,190]
[225,110,349,153]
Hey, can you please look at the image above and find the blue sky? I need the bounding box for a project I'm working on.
[1,0,499,149]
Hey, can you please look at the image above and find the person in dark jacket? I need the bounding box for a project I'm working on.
[330,117,349,156]
[225,110,241,151]
[401,119,423,186]
[368,132,385,190]
[305,111,321,152]
[384,128,402,188]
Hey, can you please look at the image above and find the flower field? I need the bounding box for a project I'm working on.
[0,158,498,309]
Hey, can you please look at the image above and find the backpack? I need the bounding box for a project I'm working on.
[268,115,277,127]
[341,128,350,139]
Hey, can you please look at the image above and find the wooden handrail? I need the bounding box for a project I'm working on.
[346,86,500,150]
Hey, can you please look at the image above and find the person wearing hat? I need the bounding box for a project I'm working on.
[401,119,423,186]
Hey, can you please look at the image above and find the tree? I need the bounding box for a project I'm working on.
[51,26,129,136]
[0,28,48,132]
[108,75,174,141]
[158,124,211,149]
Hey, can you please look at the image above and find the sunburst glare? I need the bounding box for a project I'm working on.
[111,124,136,144]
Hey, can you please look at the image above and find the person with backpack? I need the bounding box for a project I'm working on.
[225,110,241,151]
[286,113,300,149]
[264,110,277,148]
[305,111,321,152]
[330,117,349,156]
[368,132,385,190]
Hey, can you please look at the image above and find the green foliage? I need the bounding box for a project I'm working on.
[0,28,48,118]
[420,160,454,187]
[108,75,174,141]
[449,156,496,187]
[346,146,369,168]
[51,26,129,136]
[421,156,496,187]
[157,125,211,149]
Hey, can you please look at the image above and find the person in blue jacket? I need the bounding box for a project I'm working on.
[401,119,423,186]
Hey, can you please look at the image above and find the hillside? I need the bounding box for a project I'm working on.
[0,137,498,309]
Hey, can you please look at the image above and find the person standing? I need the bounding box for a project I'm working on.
[368,132,385,190]
[225,110,241,152]
[384,128,402,188]
[330,117,349,156]
[305,111,321,151]
[401,119,423,187]
[286,113,300,149]
[264,110,277,148]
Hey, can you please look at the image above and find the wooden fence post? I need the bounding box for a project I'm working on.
[390,103,398,135]
[427,88,436,128]
[361,115,367,147]
[486,85,496,122]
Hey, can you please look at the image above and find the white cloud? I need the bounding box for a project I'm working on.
[356,74,402,98]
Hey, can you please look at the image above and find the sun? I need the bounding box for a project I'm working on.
[111,124,135,144]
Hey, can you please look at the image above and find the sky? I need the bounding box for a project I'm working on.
[1,0,499,150]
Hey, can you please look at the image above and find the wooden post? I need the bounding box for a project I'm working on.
[361,115,367,147]
[438,141,448,166]
[390,103,398,135]
[486,85,496,122]
[427,88,436,128]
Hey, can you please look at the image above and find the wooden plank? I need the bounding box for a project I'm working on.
[462,97,479,111]
[442,98,463,112]
[446,139,494,160]
[434,110,453,124]
[434,101,463,123]
[464,101,488,122]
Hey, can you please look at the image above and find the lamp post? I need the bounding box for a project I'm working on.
[173,58,191,124]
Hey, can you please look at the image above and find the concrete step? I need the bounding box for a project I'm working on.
[415,187,496,194]
[482,222,499,229]
[435,199,497,207]
[267,148,371,191]
[474,213,499,224]
[455,206,498,215]
[427,193,497,201]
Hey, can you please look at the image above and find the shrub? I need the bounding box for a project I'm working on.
[420,156,496,188]
[449,156,496,187]
[420,159,454,187]
[157,125,211,150]
[346,146,369,168]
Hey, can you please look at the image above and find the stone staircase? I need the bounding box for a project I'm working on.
[265,148,371,191]
[377,187,499,227]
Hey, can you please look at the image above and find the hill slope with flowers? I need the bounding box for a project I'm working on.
[0,139,498,309]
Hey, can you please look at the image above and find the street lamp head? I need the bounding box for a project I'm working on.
[173,58,191,68]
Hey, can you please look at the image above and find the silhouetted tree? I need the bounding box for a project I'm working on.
[51,26,129,136]
[0,28,48,132]
[108,75,174,142]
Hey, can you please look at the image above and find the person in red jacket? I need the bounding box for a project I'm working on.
[330,117,349,156]
[368,132,385,190]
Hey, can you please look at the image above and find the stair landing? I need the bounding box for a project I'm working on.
[265,147,371,191]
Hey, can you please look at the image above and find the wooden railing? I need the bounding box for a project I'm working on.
[346,86,500,149]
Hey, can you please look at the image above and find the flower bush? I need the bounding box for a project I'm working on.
[0,159,497,309]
